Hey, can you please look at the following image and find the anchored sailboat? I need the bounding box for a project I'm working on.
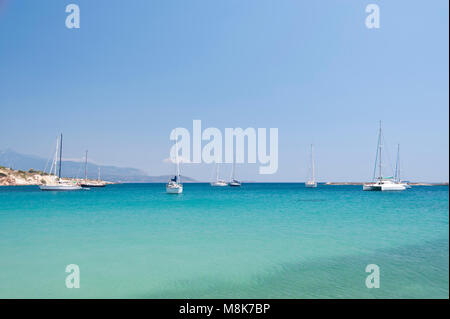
[305,144,317,188]
[39,134,82,191]
[211,163,227,186]
[229,160,241,187]
[166,133,183,194]
[80,150,106,188]
[363,122,406,191]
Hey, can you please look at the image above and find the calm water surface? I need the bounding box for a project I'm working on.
[0,184,448,298]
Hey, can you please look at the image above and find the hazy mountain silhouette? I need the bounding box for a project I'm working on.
[0,149,197,183]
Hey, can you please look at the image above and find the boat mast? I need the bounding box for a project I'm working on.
[58,133,63,180]
[395,144,400,182]
[378,121,382,180]
[97,167,100,181]
[51,136,59,176]
[175,131,180,182]
[84,150,88,182]
[231,160,235,181]
[311,144,315,182]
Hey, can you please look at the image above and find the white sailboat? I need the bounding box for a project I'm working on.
[211,163,228,187]
[229,160,241,187]
[39,134,82,191]
[166,135,183,194]
[305,144,318,188]
[363,122,406,191]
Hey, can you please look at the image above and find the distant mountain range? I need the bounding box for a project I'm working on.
[0,149,197,183]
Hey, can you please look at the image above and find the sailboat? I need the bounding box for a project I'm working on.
[80,150,106,188]
[211,163,228,186]
[305,144,318,188]
[166,135,183,194]
[363,122,406,191]
[39,134,82,191]
[228,160,241,187]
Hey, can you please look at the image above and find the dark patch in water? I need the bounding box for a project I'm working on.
[139,238,449,299]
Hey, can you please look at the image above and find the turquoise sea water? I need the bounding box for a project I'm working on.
[0,184,448,298]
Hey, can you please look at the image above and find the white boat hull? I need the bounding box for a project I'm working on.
[381,184,406,191]
[211,181,228,187]
[39,184,82,191]
[305,181,317,188]
[363,181,406,191]
[166,184,183,194]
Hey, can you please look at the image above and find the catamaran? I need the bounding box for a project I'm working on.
[211,163,227,186]
[229,160,241,187]
[39,134,82,191]
[166,135,183,194]
[363,122,406,191]
[305,144,317,188]
[80,150,106,188]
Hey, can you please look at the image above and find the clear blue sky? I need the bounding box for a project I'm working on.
[0,0,448,182]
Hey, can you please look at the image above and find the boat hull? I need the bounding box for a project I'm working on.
[80,183,106,188]
[363,184,382,191]
[381,184,406,191]
[166,185,183,194]
[211,182,228,187]
[305,181,317,188]
[363,182,406,191]
[39,184,82,191]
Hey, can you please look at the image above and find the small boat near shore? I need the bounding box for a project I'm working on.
[80,151,106,188]
[39,134,82,191]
